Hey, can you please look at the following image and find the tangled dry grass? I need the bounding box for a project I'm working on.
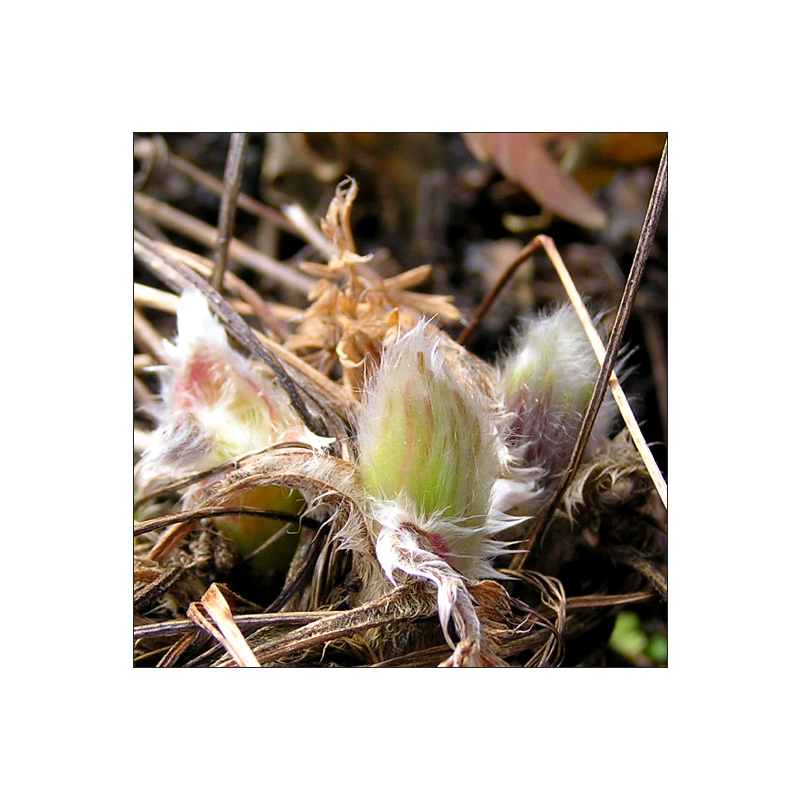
[134,136,667,668]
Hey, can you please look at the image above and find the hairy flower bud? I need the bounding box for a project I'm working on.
[139,289,326,572]
[356,323,524,656]
[358,323,513,576]
[142,289,324,479]
[500,304,617,488]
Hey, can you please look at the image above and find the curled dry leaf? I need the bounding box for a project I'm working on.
[187,583,260,667]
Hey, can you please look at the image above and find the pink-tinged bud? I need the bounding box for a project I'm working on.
[357,323,516,577]
[356,323,524,654]
[500,304,617,486]
[141,289,325,480]
[139,289,327,570]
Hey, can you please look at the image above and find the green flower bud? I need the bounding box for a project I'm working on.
[355,323,528,660]
[357,323,514,580]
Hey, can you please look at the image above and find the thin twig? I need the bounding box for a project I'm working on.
[134,506,321,536]
[167,152,305,238]
[134,192,315,294]
[512,139,668,569]
[146,240,292,340]
[536,234,668,510]
[132,307,168,363]
[156,242,292,340]
[253,330,356,414]
[212,133,248,292]
[188,584,260,667]
[134,610,342,640]
[458,235,544,346]
[134,281,252,317]
[281,202,337,259]
[456,229,668,510]
[238,587,436,667]
[565,590,657,610]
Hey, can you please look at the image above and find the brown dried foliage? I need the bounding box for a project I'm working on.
[134,149,666,668]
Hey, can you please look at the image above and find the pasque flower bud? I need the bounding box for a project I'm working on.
[140,289,325,574]
[500,304,617,491]
[356,323,522,652]
[357,324,513,575]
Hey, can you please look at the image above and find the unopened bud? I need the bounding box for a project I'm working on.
[142,289,321,478]
[357,323,514,580]
[140,289,325,571]
[500,304,616,484]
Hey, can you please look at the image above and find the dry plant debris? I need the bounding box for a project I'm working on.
[134,134,667,668]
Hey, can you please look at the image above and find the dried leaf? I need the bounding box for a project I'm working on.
[463,132,607,229]
[187,584,260,667]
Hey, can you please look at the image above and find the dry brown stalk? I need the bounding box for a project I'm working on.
[566,590,658,610]
[253,331,357,416]
[134,282,253,318]
[537,234,668,510]
[166,151,306,240]
[229,586,437,667]
[212,132,248,292]
[135,610,342,641]
[133,307,168,363]
[459,232,667,512]
[511,140,668,569]
[134,506,320,537]
[281,202,337,258]
[135,611,343,645]
[134,156,666,668]
[134,192,315,295]
[147,242,295,339]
